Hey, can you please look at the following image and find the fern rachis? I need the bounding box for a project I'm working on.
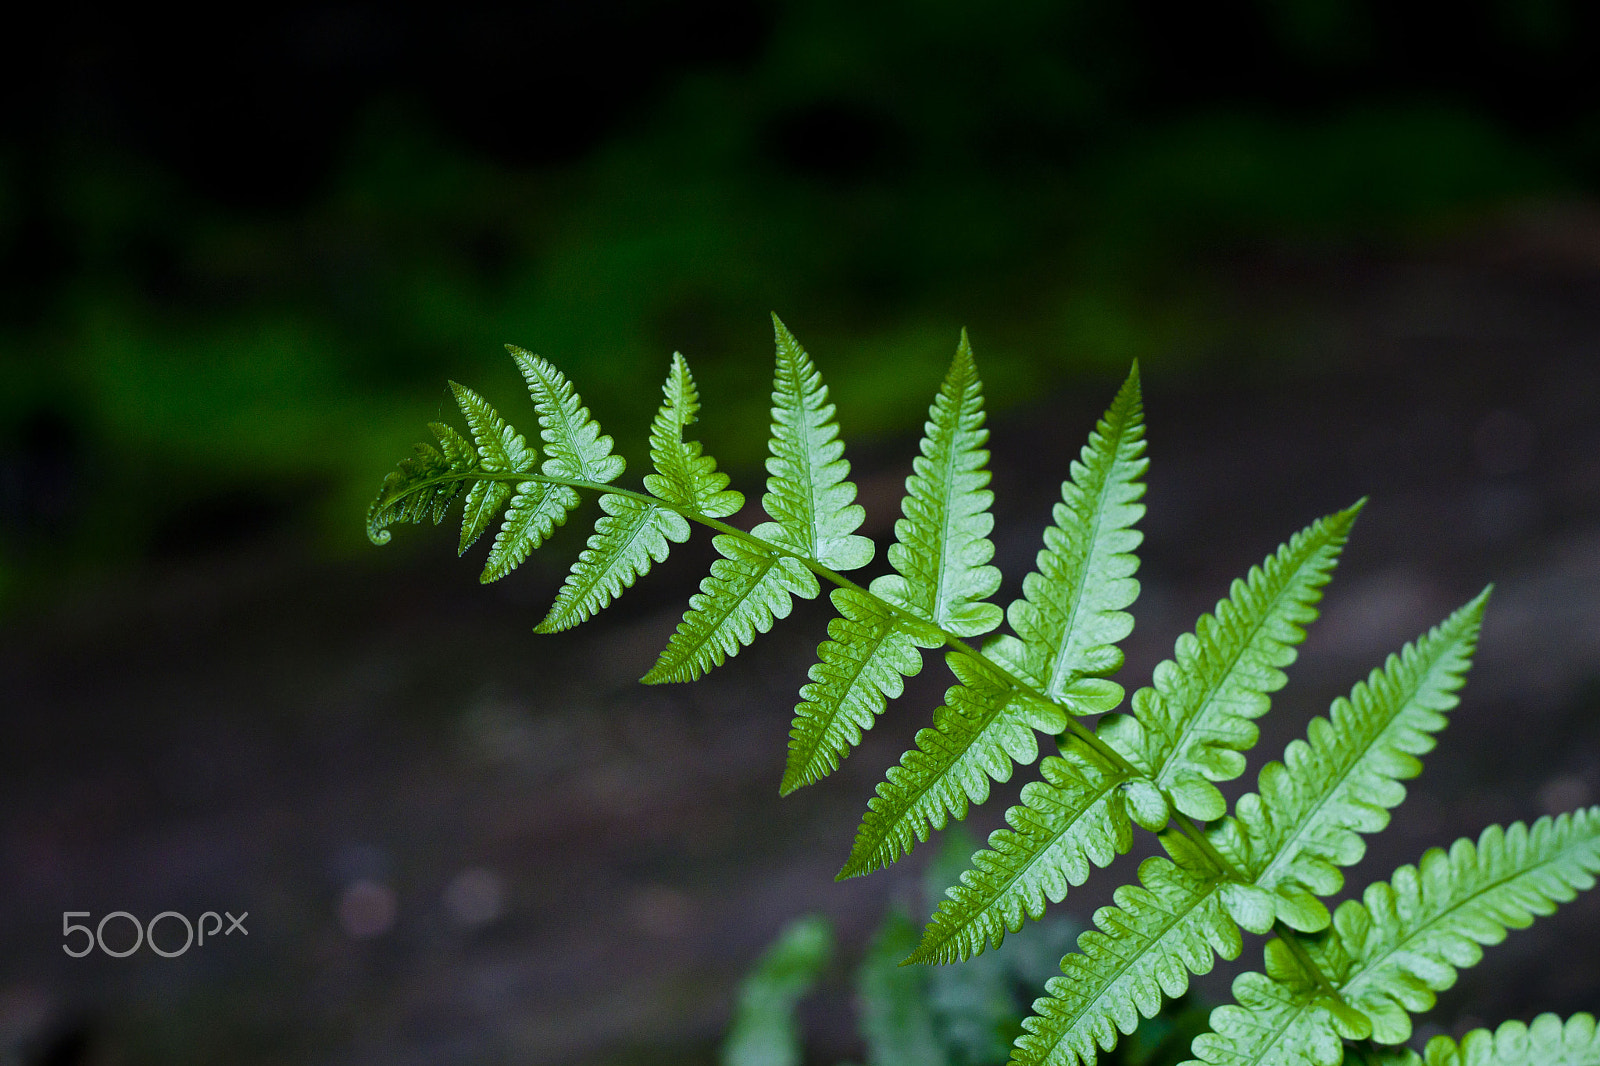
[370,317,1596,1066]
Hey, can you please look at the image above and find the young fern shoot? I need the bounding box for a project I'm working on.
[369,316,1600,1066]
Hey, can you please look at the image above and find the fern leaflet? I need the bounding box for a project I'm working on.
[1419,1013,1600,1066]
[782,588,944,794]
[1096,505,1360,822]
[643,535,820,683]
[1322,809,1600,1045]
[761,314,874,570]
[644,351,743,518]
[537,354,736,632]
[1223,590,1489,932]
[783,335,999,793]
[910,739,1131,964]
[447,382,539,557]
[1014,833,1261,1066]
[643,317,867,682]
[985,363,1145,708]
[842,651,1073,879]
[870,330,1002,635]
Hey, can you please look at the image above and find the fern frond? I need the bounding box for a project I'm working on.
[644,321,867,683]
[1224,591,1488,932]
[1325,809,1600,1044]
[722,915,833,1066]
[535,495,691,632]
[482,481,582,582]
[986,363,1145,708]
[506,345,626,484]
[858,909,952,1066]
[1096,505,1360,822]
[870,331,1002,636]
[1422,1013,1600,1066]
[459,350,626,583]
[1181,940,1346,1066]
[841,652,1073,879]
[781,336,1001,794]
[1013,834,1255,1066]
[642,535,820,683]
[645,352,743,518]
[366,421,477,544]
[910,740,1132,964]
[781,588,943,795]
[762,315,874,571]
[448,381,539,554]
[536,354,738,632]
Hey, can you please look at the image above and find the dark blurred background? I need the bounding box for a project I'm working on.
[3,2,1599,1063]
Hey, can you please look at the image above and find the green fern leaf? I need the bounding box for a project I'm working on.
[858,909,952,1066]
[910,740,1131,964]
[1219,591,1488,932]
[870,331,1002,636]
[475,351,625,583]
[535,494,691,632]
[722,914,834,1066]
[1318,809,1600,1045]
[1013,834,1249,1066]
[1422,1014,1600,1066]
[1096,505,1361,822]
[986,363,1145,709]
[841,652,1072,878]
[536,354,739,632]
[365,421,477,544]
[781,588,944,795]
[782,336,1000,794]
[764,315,874,571]
[1181,940,1344,1066]
[447,382,540,555]
[507,345,626,484]
[642,534,820,683]
[481,481,581,582]
[645,351,743,518]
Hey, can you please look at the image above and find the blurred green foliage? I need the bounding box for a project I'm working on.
[1,0,1592,604]
[718,828,1211,1065]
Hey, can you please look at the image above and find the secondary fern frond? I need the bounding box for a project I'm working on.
[761,315,874,571]
[841,651,1076,878]
[910,739,1131,965]
[870,331,1002,636]
[643,534,820,683]
[645,352,744,518]
[782,588,943,794]
[1322,808,1600,1045]
[1013,834,1257,1066]
[1224,590,1489,932]
[366,421,477,544]
[1420,1013,1600,1066]
[1096,505,1360,822]
[783,336,1000,793]
[986,363,1145,709]
[538,354,736,632]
